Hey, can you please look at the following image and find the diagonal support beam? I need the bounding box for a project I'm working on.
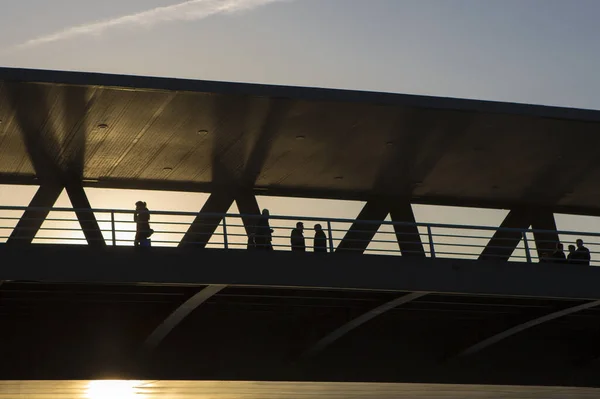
[336,199,390,254]
[7,185,63,245]
[144,285,226,349]
[479,209,530,261]
[235,192,262,236]
[7,84,105,247]
[531,211,559,260]
[65,184,106,247]
[480,208,559,262]
[390,202,425,257]
[337,199,425,255]
[302,292,428,358]
[458,299,600,357]
[179,192,235,248]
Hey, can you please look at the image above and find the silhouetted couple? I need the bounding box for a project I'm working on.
[549,239,590,265]
[134,201,154,247]
[290,222,328,253]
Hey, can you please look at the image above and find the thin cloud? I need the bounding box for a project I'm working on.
[13,0,287,50]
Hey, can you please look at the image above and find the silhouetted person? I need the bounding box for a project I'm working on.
[573,239,591,266]
[539,252,550,263]
[254,209,273,251]
[247,233,256,250]
[134,201,153,247]
[313,223,327,253]
[567,245,576,263]
[291,222,305,252]
[551,243,566,263]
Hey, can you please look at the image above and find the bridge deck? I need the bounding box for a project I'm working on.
[1,244,600,300]
[1,262,600,386]
[2,207,600,386]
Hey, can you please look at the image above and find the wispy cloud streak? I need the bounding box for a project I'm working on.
[14,0,286,49]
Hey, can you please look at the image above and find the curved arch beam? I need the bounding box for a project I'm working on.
[459,299,600,357]
[302,292,428,358]
[144,285,226,349]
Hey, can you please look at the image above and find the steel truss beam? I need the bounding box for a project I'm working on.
[302,292,428,358]
[179,192,262,248]
[7,83,104,246]
[337,199,424,255]
[65,184,106,248]
[8,185,63,245]
[458,299,600,357]
[235,192,262,237]
[479,208,559,262]
[179,192,235,248]
[336,199,389,254]
[144,285,226,349]
[390,202,426,257]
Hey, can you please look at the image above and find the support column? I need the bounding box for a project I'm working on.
[235,192,262,236]
[480,208,559,262]
[8,185,63,245]
[390,203,425,257]
[479,209,531,262]
[65,184,106,247]
[336,199,390,254]
[531,211,559,260]
[179,192,235,248]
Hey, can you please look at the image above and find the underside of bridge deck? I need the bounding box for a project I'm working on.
[1,275,600,387]
[1,67,600,217]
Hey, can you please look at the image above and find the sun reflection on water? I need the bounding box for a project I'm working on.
[85,380,145,399]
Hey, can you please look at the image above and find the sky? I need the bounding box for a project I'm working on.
[0,0,599,260]
[1,0,599,109]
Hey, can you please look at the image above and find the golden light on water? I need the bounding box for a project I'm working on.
[85,380,144,399]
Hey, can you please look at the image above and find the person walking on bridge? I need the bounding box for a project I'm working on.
[291,222,306,252]
[313,224,327,253]
[254,209,273,251]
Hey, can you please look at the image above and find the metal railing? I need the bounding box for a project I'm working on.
[0,206,599,265]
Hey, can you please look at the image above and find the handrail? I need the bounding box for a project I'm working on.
[0,206,597,266]
[0,205,598,239]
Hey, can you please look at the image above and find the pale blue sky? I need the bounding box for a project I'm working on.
[1,0,599,109]
[0,0,599,257]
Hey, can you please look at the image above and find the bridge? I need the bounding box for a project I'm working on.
[2,206,600,386]
[2,67,600,397]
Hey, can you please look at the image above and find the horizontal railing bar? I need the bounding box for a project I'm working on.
[2,206,600,265]
[1,206,599,239]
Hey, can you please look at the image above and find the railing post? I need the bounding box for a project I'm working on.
[427,225,436,258]
[522,230,532,263]
[327,220,335,253]
[110,211,116,247]
[222,216,229,250]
